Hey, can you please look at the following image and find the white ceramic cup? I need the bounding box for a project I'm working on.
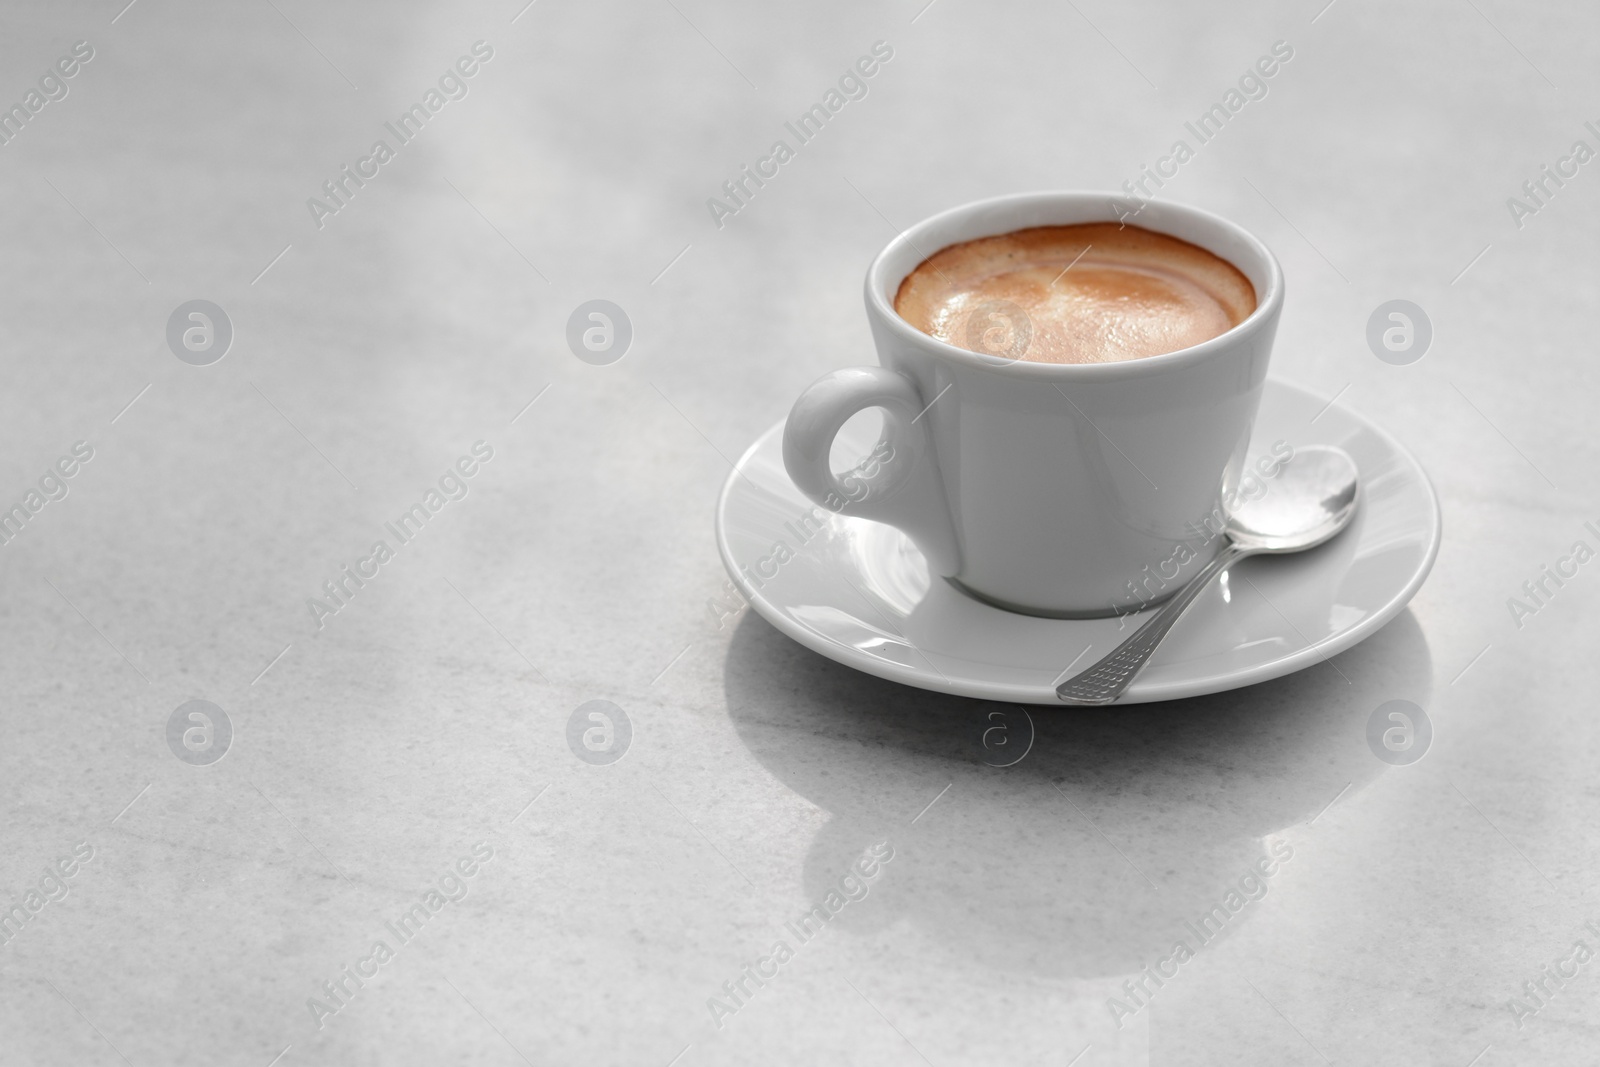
[781,191,1284,618]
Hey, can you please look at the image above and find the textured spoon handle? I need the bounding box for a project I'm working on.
[1056,542,1253,705]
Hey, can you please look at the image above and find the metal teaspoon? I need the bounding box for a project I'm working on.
[1056,445,1361,705]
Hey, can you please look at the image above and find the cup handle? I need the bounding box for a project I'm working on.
[781,366,960,576]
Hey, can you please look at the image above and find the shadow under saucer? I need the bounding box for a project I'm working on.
[721,606,1433,980]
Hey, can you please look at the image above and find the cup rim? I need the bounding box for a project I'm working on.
[863,190,1284,379]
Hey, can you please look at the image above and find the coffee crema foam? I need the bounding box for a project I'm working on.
[893,223,1256,364]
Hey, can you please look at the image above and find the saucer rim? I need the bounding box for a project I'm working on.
[714,379,1442,705]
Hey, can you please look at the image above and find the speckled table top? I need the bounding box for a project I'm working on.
[2,1,1597,1064]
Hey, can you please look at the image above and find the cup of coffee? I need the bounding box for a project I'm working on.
[782,191,1284,618]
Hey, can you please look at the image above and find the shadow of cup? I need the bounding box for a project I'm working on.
[722,607,1432,979]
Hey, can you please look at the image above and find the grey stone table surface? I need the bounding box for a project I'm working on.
[2,0,1597,1064]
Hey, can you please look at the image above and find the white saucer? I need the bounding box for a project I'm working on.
[715,379,1441,705]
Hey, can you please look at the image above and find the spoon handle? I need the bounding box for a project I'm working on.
[1056,542,1255,705]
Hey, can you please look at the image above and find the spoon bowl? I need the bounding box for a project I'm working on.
[1227,445,1361,552]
